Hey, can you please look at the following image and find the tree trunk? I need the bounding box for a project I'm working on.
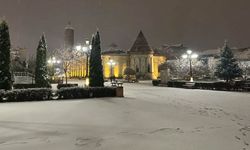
[64,69,68,84]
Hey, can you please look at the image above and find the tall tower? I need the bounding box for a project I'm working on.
[64,22,74,50]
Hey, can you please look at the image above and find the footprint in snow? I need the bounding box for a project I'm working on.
[75,137,103,147]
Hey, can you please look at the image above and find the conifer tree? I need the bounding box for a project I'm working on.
[89,31,104,87]
[0,20,12,90]
[35,34,50,87]
[215,41,242,82]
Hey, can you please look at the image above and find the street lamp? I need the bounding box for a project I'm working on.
[182,50,198,82]
[76,40,91,86]
[107,59,116,82]
[48,56,61,65]
[47,56,61,80]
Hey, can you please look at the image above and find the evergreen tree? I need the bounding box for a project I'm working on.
[35,34,50,87]
[0,20,12,90]
[89,31,104,87]
[215,41,242,82]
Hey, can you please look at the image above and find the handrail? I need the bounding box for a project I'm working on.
[13,72,34,77]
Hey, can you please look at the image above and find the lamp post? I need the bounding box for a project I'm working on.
[107,59,116,82]
[76,40,91,86]
[182,50,198,82]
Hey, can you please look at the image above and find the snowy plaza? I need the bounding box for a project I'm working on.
[0,82,249,150]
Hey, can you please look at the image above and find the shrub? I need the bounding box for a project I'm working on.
[89,87,116,97]
[0,90,4,101]
[233,81,246,91]
[57,87,117,99]
[152,80,160,86]
[13,84,38,89]
[1,88,52,102]
[13,84,51,89]
[167,81,186,88]
[57,87,89,99]
[194,82,214,90]
[213,82,232,91]
[57,84,78,89]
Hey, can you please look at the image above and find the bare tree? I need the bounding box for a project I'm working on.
[167,57,217,80]
[53,48,82,84]
[238,61,250,80]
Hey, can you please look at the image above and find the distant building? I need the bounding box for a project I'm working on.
[10,47,28,73]
[102,31,166,79]
[11,47,27,61]
[102,44,129,78]
[66,29,166,79]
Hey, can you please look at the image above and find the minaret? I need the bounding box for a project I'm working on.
[64,21,74,50]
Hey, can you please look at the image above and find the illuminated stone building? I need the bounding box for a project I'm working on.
[102,31,166,79]
[66,28,166,79]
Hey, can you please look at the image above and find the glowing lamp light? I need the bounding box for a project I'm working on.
[82,46,88,52]
[107,59,116,66]
[85,77,89,86]
[191,54,198,59]
[187,50,192,55]
[76,45,82,51]
[182,54,188,59]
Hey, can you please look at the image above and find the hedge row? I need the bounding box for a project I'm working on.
[57,84,78,89]
[0,87,118,102]
[166,80,250,91]
[167,81,186,88]
[57,87,117,99]
[0,88,52,102]
[152,80,161,86]
[13,84,51,89]
[13,84,76,89]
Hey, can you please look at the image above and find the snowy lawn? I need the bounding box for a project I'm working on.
[0,82,249,150]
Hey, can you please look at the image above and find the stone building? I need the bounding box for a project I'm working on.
[66,29,166,80]
[11,47,28,72]
[101,31,166,80]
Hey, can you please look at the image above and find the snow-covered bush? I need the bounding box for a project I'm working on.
[167,81,186,87]
[13,84,51,89]
[13,84,38,89]
[57,84,78,89]
[1,88,52,102]
[57,87,89,99]
[57,87,116,99]
[0,90,4,100]
[152,80,160,86]
[89,87,116,97]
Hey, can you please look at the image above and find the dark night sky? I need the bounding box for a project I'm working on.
[0,0,250,55]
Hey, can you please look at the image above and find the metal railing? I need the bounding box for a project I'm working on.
[13,72,34,77]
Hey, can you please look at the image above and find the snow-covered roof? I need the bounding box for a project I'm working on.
[199,47,250,60]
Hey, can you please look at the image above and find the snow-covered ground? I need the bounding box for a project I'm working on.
[0,82,249,150]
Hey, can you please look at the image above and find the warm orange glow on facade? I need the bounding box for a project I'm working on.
[67,54,165,79]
